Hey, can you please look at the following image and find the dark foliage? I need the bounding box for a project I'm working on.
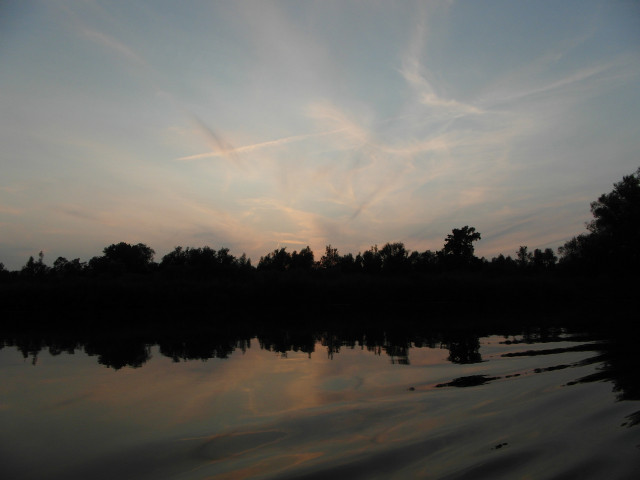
[379,242,409,274]
[159,246,250,279]
[442,226,481,268]
[319,245,340,270]
[559,167,640,274]
[21,251,49,278]
[258,247,292,271]
[291,246,315,271]
[89,242,155,275]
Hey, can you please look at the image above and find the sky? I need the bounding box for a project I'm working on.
[1,0,639,270]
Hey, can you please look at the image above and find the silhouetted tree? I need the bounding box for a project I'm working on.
[588,168,640,238]
[516,246,532,268]
[588,167,640,267]
[558,234,602,272]
[319,245,340,270]
[160,246,243,278]
[290,246,315,270]
[379,242,409,274]
[490,254,517,273]
[560,167,640,272]
[442,226,481,267]
[52,257,86,278]
[216,247,234,268]
[237,252,252,270]
[408,250,438,272]
[258,247,291,271]
[361,245,382,274]
[92,242,155,275]
[339,252,358,273]
[21,251,49,278]
[532,248,557,270]
[160,246,187,268]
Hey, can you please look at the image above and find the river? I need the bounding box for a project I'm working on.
[1,326,639,479]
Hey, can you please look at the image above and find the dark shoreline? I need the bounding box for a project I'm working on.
[1,270,635,327]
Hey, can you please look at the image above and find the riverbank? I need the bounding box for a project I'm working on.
[1,270,635,330]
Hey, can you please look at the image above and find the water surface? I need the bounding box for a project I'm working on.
[1,328,639,479]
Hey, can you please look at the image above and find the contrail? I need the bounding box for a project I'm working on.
[349,181,390,221]
[177,128,344,161]
[188,115,244,168]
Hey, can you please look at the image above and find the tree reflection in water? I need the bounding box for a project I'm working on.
[2,318,639,417]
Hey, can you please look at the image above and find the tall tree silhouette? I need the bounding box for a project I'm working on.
[588,167,640,238]
[443,226,481,267]
[291,246,314,270]
[516,246,532,268]
[379,242,409,274]
[319,245,340,270]
[361,245,382,274]
[560,167,640,272]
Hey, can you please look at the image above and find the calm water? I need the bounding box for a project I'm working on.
[1,328,639,479]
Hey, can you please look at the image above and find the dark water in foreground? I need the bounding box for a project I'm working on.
[1,328,639,479]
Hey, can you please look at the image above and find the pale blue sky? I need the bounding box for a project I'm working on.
[1,0,639,269]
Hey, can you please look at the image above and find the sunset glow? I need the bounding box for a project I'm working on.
[1,1,639,268]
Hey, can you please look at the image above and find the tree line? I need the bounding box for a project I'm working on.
[1,167,638,282]
[0,227,555,280]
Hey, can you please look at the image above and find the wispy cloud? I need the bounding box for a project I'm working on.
[80,28,147,67]
[480,61,622,108]
[400,61,484,117]
[399,4,484,119]
[306,102,371,146]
